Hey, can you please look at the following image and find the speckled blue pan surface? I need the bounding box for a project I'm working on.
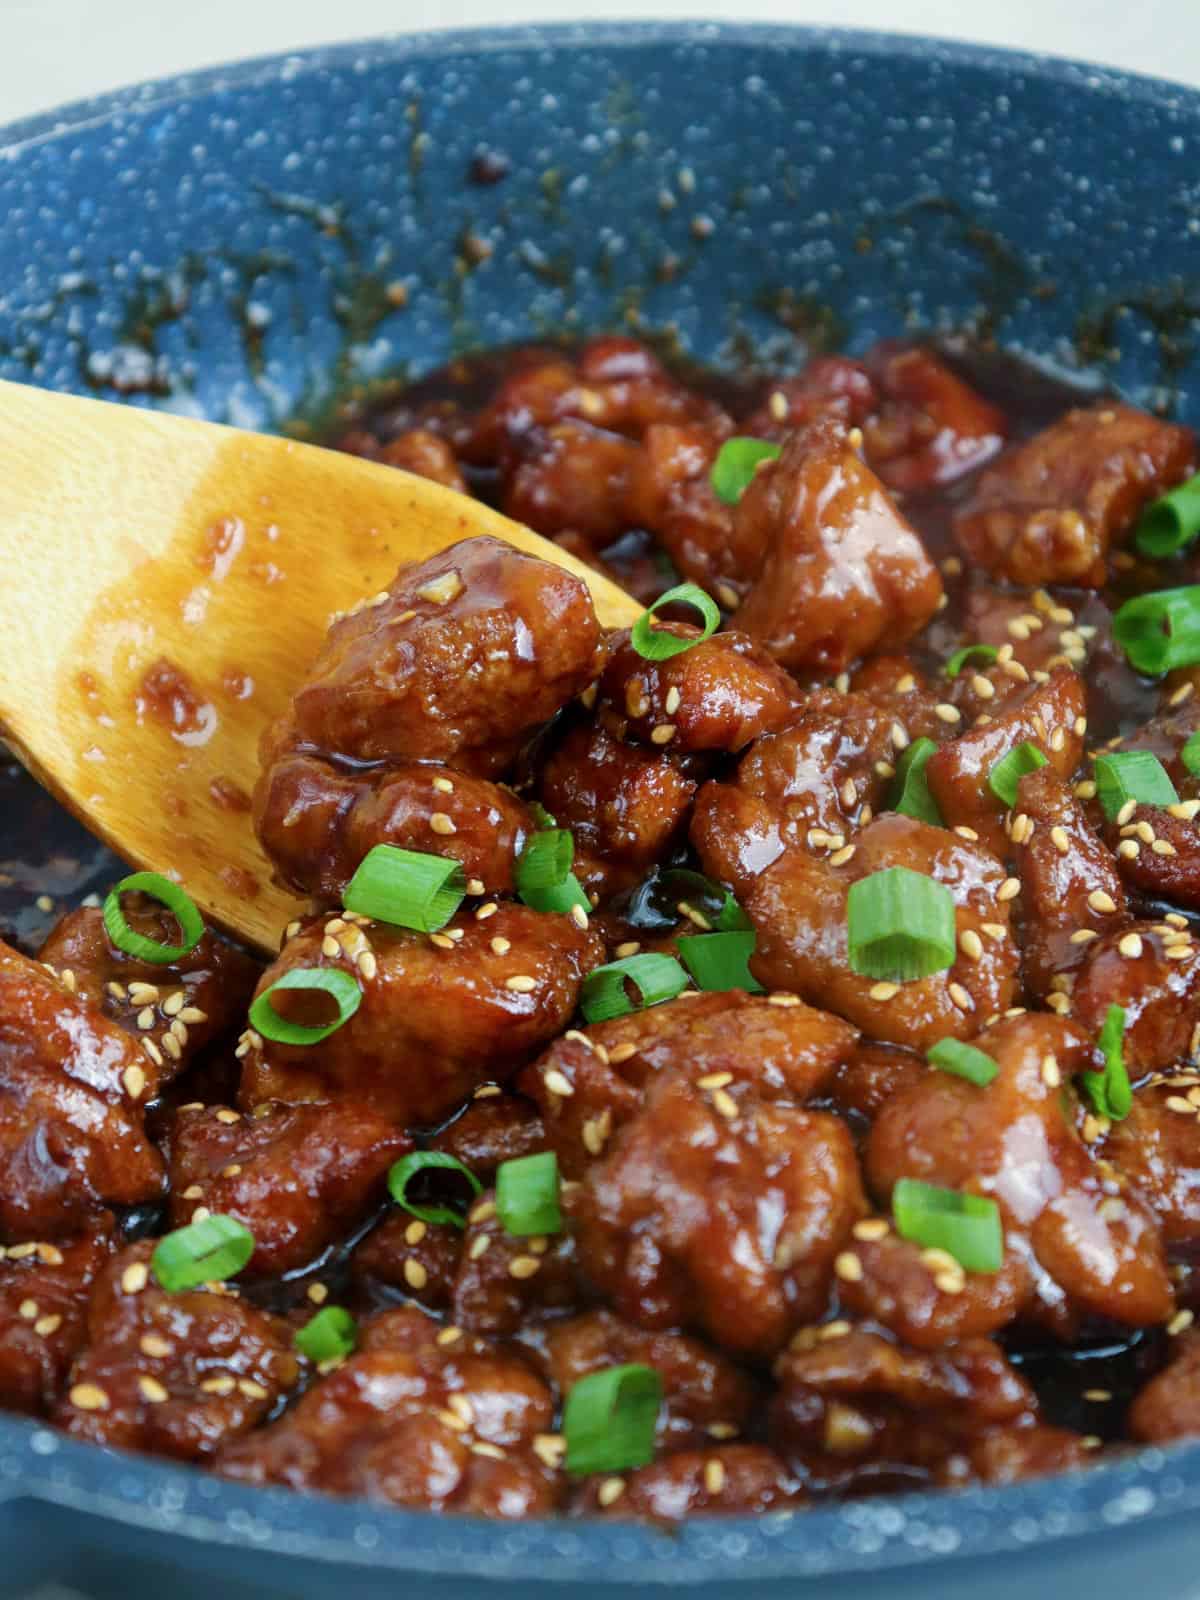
[2,21,1200,1600]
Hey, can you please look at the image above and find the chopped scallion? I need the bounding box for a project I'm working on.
[629,583,721,661]
[677,930,763,993]
[295,1306,357,1363]
[151,1214,254,1293]
[1134,471,1200,557]
[659,869,752,931]
[928,1037,998,1086]
[388,1151,483,1230]
[516,829,590,917]
[344,844,465,932]
[846,867,957,983]
[1094,750,1179,821]
[102,871,204,965]
[892,1178,1003,1272]
[989,742,1049,808]
[563,1364,663,1475]
[1113,586,1200,675]
[496,1151,562,1237]
[1081,1003,1132,1123]
[710,437,782,505]
[580,953,689,1023]
[945,643,999,678]
[1184,730,1200,777]
[888,737,943,826]
[248,967,362,1046]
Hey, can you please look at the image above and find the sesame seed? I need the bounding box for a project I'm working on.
[1167,913,1190,928]
[948,983,974,1011]
[200,1375,236,1395]
[138,1375,169,1404]
[543,1070,575,1098]
[34,1314,62,1337]
[959,930,983,962]
[429,933,455,950]
[505,974,537,992]
[135,1007,155,1031]
[238,1379,269,1401]
[972,675,996,700]
[1046,992,1071,1014]
[1088,889,1117,914]
[430,813,457,835]
[597,1478,626,1508]
[569,904,590,930]
[665,686,682,716]
[69,1383,110,1412]
[997,877,1021,902]
[416,571,464,605]
[448,1393,475,1425]
[934,703,961,725]
[1117,840,1140,859]
[469,1199,497,1224]
[934,1271,966,1295]
[533,1433,566,1467]
[1117,799,1137,825]
[490,936,512,957]
[122,1262,150,1294]
[1166,944,1194,961]
[896,673,917,693]
[436,1326,464,1346]
[106,981,127,1000]
[1041,1054,1062,1088]
[321,936,340,959]
[403,1258,428,1291]
[1050,826,1071,855]
[834,1251,864,1283]
[1166,1096,1195,1114]
[1153,839,1179,856]
[471,1441,505,1461]
[405,1221,428,1247]
[1168,1310,1195,1336]
[717,583,740,610]
[122,1065,146,1100]
[869,982,900,1001]
[1074,780,1098,800]
[875,760,896,779]
[509,1256,541,1279]
[1010,814,1034,845]
[982,923,1007,941]
[215,1109,241,1125]
[767,993,801,1007]
[1069,929,1099,945]
[1083,1389,1113,1402]
[852,1218,889,1241]
[161,1034,182,1061]
[17,1298,37,1320]
[891,723,910,750]
[1170,682,1196,706]
[768,390,789,421]
[698,1071,734,1090]
[307,1283,329,1306]
[476,902,499,921]
[466,879,485,897]
[703,1459,727,1495]
[650,724,676,745]
[953,826,980,841]
[840,778,858,809]
[608,1041,638,1062]
[432,776,455,794]
[711,1088,739,1120]
[1049,728,1067,754]
[829,845,856,866]
[469,1235,491,1260]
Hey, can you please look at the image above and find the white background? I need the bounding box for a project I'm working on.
[2,0,1200,121]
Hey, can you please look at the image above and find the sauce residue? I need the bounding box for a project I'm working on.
[135,657,219,747]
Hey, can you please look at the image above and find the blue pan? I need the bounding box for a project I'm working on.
[2,22,1200,1598]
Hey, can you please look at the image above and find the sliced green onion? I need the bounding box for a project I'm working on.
[102,871,204,965]
[496,1151,562,1237]
[846,867,956,983]
[1081,1003,1132,1123]
[945,643,999,678]
[388,1151,483,1230]
[928,1037,998,1087]
[248,967,362,1046]
[1113,586,1200,675]
[710,437,782,505]
[629,582,721,661]
[1134,471,1200,557]
[677,931,763,993]
[888,737,943,826]
[1183,730,1200,777]
[892,1178,1003,1273]
[151,1214,254,1293]
[888,737,943,827]
[563,1364,663,1475]
[580,953,689,1023]
[516,829,591,916]
[295,1306,357,1363]
[530,801,558,830]
[989,742,1049,808]
[660,869,752,931]
[344,844,464,932]
[1094,750,1179,821]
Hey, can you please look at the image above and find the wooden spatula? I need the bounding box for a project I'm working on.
[0,380,641,953]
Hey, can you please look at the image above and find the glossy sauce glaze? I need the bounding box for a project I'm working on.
[5,333,1200,1519]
